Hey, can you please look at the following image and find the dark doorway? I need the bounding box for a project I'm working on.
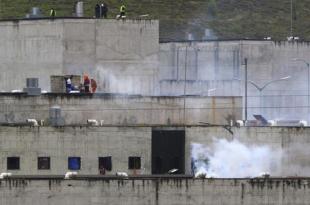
[152,129,185,174]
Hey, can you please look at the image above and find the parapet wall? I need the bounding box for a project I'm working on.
[0,177,309,205]
[0,94,241,125]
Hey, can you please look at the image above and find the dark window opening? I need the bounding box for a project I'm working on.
[7,157,20,170]
[152,130,185,174]
[154,157,162,173]
[68,157,81,170]
[170,157,180,170]
[99,156,112,171]
[38,157,50,170]
[128,157,141,169]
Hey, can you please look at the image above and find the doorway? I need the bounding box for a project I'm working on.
[152,129,185,174]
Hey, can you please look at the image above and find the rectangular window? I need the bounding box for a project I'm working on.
[68,157,81,170]
[99,156,112,171]
[38,157,50,170]
[128,156,141,169]
[7,157,20,170]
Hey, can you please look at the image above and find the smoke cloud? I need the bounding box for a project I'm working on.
[191,139,282,178]
[94,65,146,94]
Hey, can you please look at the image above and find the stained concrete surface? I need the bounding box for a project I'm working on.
[0,177,309,205]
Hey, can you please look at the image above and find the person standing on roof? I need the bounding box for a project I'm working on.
[100,2,108,18]
[83,75,90,93]
[119,4,126,18]
[50,8,56,17]
[65,75,73,93]
[95,4,101,18]
[91,78,97,93]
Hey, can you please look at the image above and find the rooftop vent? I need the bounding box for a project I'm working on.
[49,106,65,126]
[26,78,39,88]
[25,7,43,18]
[76,2,84,17]
[23,78,41,95]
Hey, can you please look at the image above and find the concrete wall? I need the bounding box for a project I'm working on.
[0,94,241,125]
[0,126,310,175]
[0,177,309,205]
[159,41,310,121]
[0,20,64,92]
[2,19,309,120]
[0,19,159,95]
[0,126,151,175]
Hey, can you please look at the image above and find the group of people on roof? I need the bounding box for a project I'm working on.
[65,75,97,94]
[49,1,126,19]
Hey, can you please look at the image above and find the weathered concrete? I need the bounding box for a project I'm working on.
[0,126,151,175]
[1,19,309,121]
[0,19,159,95]
[0,126,310,175]
[159,41,310,121]
[0,177,309,205]
[0,94,242,125]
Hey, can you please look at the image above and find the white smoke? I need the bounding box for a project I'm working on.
[94,65,145,94]
[191,139,282,178]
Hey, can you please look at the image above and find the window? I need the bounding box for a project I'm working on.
[38,157,50,170]
[7,157,20,170]
[128,156,141,169]
[99,156,112,171]
[68,157,81,170]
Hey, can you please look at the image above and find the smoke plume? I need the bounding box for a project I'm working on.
[191,139,282,178]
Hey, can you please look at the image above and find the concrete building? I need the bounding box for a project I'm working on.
[1,17,310,204]
[1,18,310,121]
[0,18,159,95]
[0,125,309,176]
[159,41,310,121]
[0,93,241,175]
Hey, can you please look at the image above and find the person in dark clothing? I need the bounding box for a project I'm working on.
[100,3,108,18]
[119,4,126,18]
[84,75,90,93]
[50,8,56,17]
[65,75,73,93]
[95,4,100,18]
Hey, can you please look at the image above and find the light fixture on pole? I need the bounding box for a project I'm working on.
[234,76,291,115]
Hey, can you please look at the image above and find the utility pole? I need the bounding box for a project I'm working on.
[292,58,310,122]
[244,58,248,122]
[183,46,188,125]
[290,0,293,37]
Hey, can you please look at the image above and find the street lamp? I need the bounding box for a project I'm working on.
[247,76,291,92]
[292,58,310,122]
[248,76,291,114]
[235,76,291,115]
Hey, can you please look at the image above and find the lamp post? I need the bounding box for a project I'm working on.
[247,76,291,114]
[239,58,248,122]
[235,76,291,116]
[292,58,310,122]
